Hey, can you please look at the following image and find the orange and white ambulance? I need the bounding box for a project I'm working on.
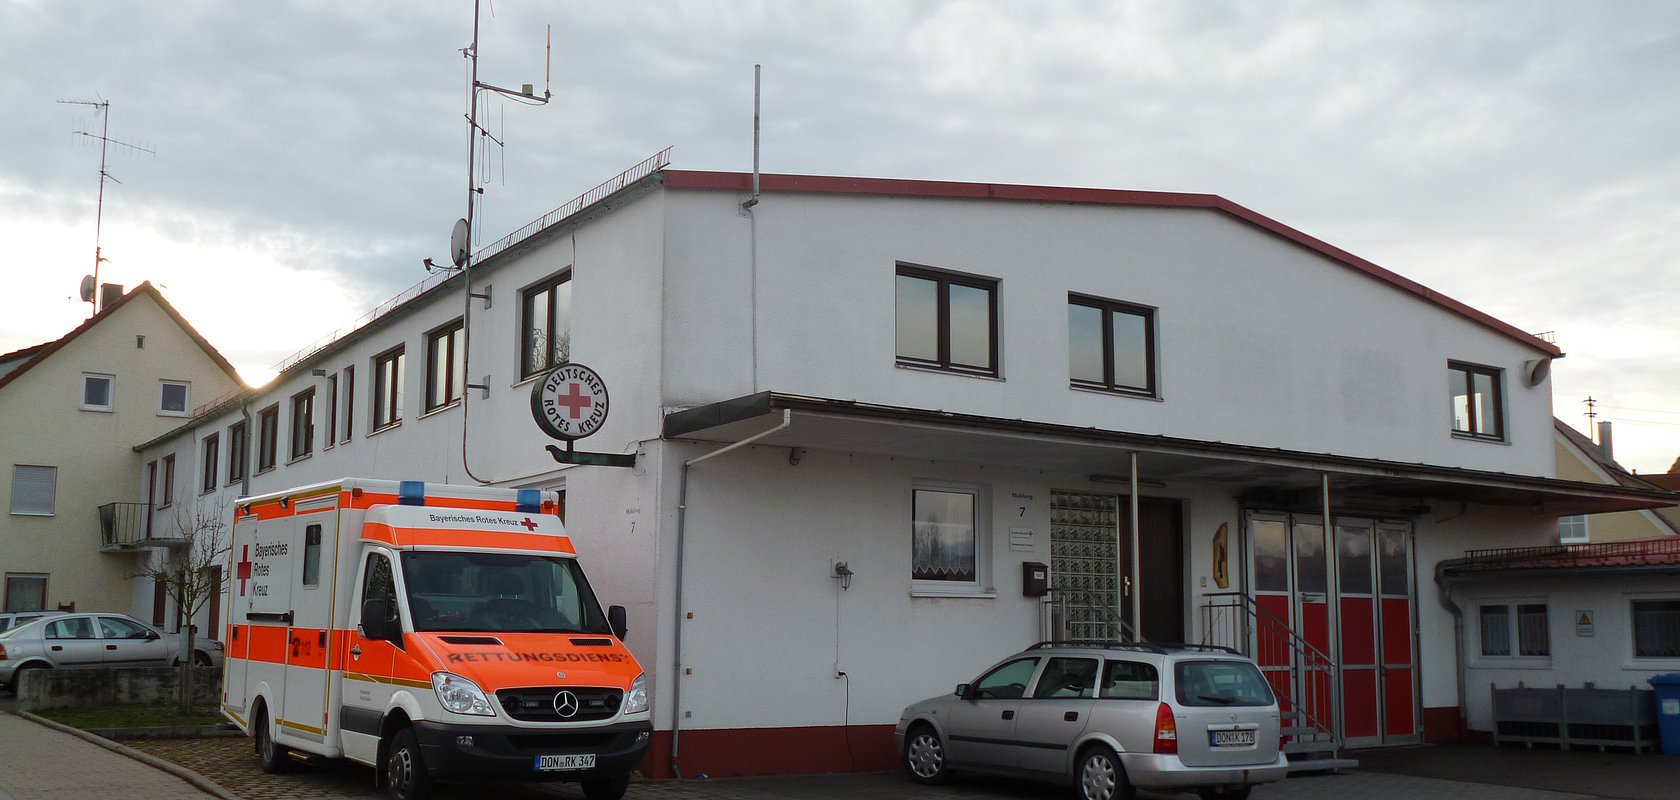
[221,479,649,800]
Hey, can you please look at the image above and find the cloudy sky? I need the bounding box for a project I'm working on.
[2,1,1676,473]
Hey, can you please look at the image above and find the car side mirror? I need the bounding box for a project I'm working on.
[955,683,973,700]
[362,598,395,642]
[608,605,628,640]
[145,630,161,640]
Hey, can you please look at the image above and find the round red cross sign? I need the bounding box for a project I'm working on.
[530,363,610,441]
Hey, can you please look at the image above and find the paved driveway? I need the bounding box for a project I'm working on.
[128,737,1599,800]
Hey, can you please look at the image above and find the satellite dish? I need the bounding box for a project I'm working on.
[1523,358,1552,388]
[450,218,471,268]
[79,275,96,302]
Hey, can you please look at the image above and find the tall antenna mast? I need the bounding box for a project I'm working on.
[56,99,155,315]
[1584,395,1598,440]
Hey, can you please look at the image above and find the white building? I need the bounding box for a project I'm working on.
[135,162,1677,776]
[1,283,244,619]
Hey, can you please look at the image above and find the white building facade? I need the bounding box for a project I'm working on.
[136,165,1676,776]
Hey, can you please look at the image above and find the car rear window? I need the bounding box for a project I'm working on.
[1174,660,1273,707]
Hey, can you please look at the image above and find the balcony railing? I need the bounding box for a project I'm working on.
[99,502,186,550]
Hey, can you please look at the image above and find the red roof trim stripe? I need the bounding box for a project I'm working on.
[661,170,1563,358]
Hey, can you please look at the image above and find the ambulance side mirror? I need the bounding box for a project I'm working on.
[608,605,628,640]
[361,598,396,642]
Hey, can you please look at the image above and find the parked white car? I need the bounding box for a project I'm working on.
[896,641,1289,800]
[0,610,62,633]
[0,612,223,688]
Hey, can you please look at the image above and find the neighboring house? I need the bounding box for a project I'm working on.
[0,283,244,620]
[1552,420,1680,543]
[136,164,1677,777]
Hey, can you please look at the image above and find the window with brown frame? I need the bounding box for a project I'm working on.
[227,421,247,484]
[1449,361,1504,441]
[161,454,175,507]
[1068,294,1157,397]
[341,367,355,443]
[894,264,999,377]
[521,273,572,379]
[290,388,314,460]
[201,434,219,494]
[426,319,465,412]
[256,405,279,472]
[373,346,405,431]
[324,374,338,449]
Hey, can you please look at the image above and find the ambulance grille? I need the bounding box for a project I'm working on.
[497,687,623,722]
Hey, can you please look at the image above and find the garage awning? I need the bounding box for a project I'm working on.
[663,392,1680,517]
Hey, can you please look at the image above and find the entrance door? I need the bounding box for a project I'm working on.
[1335,520,1381,746]
[1051,493,1184,642]
[1376,523,1419,743]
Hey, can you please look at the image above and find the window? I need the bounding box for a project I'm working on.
[1068,294,1157,396]
[99,616,152,639]
[9,466,56,516]
[521,273,572,379]
[45,617,95,640]
[325,374,338,449]
[912,485,990,593]
[341,367,355,443]
[290,388,314,460]
[81,373,113,412]
[1449,361,1504,440]
[161,454,175,507]
[4,574,47,612]
[1480,603,1549,658]
[201,434,219,494]
[227,421,247,484]
[426,319,465,412]
[1101,660,1159,700]
[1033,657,1099,699]
[1558,515,1589,544]
[159,380,190,416]
[302,525,323,587]
[1632,599,1680,658]
[256,404,279,472]
[373,346,405,431]
[973,657,1039,700]
[895,265,999,376]
[360,552,398,629]
[1175,660,1275,707]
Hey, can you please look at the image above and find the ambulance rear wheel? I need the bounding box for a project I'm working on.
[582,773,630,800]
[385,727,435,800]
[255,707,292,774]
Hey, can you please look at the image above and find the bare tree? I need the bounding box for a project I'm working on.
[135,496,229,712]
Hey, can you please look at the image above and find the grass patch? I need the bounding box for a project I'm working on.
[35,704,222,730]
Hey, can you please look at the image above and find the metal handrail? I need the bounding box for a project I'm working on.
[1052,588,1139,643]
[1200,592,1338,747]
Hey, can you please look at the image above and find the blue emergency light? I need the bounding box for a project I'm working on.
[398,481,426,506]
[516,489,541,513]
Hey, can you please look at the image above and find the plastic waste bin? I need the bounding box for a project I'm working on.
[1650,673,1680,755]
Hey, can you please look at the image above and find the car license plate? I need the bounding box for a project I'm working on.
[1211,729,1256,747]
[534,754,596,771]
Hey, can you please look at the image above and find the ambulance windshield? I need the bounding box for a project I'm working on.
[400,552,611,634]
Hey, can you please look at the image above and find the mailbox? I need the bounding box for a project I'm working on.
[1022,561,1049,597]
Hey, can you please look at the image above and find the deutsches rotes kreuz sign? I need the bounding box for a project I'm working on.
[531,363,609,441]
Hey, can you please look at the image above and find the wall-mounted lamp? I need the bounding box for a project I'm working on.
[833,561,854,591]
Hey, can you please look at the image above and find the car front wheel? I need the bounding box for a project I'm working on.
[1076,745,1134,800]
[903,724,951,784]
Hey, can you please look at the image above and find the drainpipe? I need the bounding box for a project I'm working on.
[1128,452,1141,640]
[239,400,253,499]
[1435,558,1470,738]
[668,409,791,777]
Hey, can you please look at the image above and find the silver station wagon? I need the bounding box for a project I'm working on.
[896,642,1288,800]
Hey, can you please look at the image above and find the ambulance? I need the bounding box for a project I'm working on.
[221,479,649,800]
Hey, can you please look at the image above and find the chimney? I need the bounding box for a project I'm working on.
[1597,420,1614,461]
[99,283,125,309]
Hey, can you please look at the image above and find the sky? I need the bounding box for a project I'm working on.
[2,1,1677,474]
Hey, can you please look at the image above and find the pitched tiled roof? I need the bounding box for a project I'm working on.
[1448,537,1680,574]
[0,282,245,395]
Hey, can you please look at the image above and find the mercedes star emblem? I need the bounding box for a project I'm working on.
[554,690,581,718]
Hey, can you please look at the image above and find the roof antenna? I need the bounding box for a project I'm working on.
[57,98,154,316]
[1583,396,1597,441]
[742,64,761,210]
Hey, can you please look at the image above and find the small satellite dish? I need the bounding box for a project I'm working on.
[79,275,96,302]
[450,218,471,268]
[1523,358,1552,388]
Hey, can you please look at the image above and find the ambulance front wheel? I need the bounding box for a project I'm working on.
[582,773,630,800]
[385,727,436,800]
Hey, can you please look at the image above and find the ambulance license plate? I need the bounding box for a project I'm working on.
[535,754,596,771]
[1211,730,1256,747]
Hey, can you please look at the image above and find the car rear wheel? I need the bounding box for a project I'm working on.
[1198,788,1252,800]
[192,651,213,667]
[582,773,630,800]
[903,724,951,784]
[1075,745,1134,800]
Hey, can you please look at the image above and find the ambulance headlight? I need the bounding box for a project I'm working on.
[622,673,648,715]
[432,673,495,716]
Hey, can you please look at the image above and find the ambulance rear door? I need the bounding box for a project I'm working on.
[243,510,295,734]
[280,494,339,751]
[224,513,256,723]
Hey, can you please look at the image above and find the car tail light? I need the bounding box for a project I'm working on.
[1153,702,1177,754]
[0,644,7,660]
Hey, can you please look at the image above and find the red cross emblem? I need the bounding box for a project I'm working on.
[236,545,253,596]
[556,382,593,419]
[520,517,539,531]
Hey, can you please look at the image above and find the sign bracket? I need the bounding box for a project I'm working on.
[545,441,636,468]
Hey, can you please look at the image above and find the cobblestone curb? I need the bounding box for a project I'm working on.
[12,711,239,800]
[93,725,245,740]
